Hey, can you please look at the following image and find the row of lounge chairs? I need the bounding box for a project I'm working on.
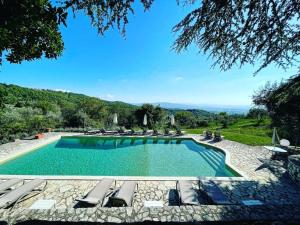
[85,128,183,137]
[77,178,232,207]
[203,130,223,142]
[76,178,137,207]
[177,180,231,205]
[0,178,235,210]
[0,178,47,209]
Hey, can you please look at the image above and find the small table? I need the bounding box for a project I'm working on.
[263,146,287,153]
[29,199,56,209]
[144,201,164,208]
[264,146,288,159]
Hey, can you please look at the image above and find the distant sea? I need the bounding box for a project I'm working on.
[135,102,251,115]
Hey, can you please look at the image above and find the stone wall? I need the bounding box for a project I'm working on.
[1,205,300,225]
[288,155,300,186]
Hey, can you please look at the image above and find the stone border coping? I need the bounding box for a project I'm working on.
[0,133,73,164]
[0,174,246,181]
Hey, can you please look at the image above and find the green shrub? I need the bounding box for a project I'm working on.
[197,120,209,127]
[153,129,159,135]
[8,134,15,142]
[1,137,9,145]
[20,133,29,139]
[164,127,170,135]
[176,127,182,135]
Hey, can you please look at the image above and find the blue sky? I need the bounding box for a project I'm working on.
[0,1,297,106]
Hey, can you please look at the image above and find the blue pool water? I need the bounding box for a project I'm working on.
[0,137,239,177]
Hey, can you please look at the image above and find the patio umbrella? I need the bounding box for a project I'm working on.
[170,114,175,126]
[113,113,118,125]
[143,114,147,126]
[272,127,280,146]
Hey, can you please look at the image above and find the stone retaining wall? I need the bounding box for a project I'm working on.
[288,155,300,186]
[1,205,300,225]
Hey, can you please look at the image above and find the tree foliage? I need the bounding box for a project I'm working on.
[135,104,164,129]
[1,0,299,73]
[62,0,153,35]
[0,0,66,65]
[0,83,215,144]
[247,108,268,120]
[253,74,300,144]
[173,0,300,74]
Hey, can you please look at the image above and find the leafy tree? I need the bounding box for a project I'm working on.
[62,108,89,128]
[79,99,108,121]
[0,87,5,109]
[173,0,300,74]
[218,112,229,128]
[175,111,195,127]
[135,104,164,129]
[253,75,300,144]
[0,0,65,65]
[1,0,299,73]
[247,107,268,125]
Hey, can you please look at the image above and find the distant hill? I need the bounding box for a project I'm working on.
[0,83,136,110]
[150,102,250,115]
[167,108,214,118]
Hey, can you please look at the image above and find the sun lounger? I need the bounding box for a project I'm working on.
[0,179,47,209]
[85,129,100,135]
[200,180,231,204]
[213,131,223,142]
[76,178,115,206]
[0,179,23,194]
[176,180,200,206]
[110,181,137,207]
[204,130,213,139]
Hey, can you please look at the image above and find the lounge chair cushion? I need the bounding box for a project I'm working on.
[111,181,137,207]
[200,180,231,204]
[0,179,23,193]
[0,179,46,209]
[177,180,200,206]
[76,178,114,205]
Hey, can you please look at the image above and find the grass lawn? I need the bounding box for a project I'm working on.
[184,118,272,146]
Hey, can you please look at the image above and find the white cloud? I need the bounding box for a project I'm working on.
[100,93,116,101]
[174,76,183,81]
[54,89,70,93]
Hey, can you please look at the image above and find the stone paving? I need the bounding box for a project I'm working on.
[0,132,79,163]
[0,132,299,224]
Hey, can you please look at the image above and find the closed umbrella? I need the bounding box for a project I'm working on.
[272,127,280,146]
[170,114,175,126]
[143,114,147,126]
[113,113,118,125]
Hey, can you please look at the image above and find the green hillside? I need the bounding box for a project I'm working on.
[0,83,213,144]
[184,118,272,146]
[0,83,272,146]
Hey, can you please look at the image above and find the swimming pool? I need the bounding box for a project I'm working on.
[0,136,239,177]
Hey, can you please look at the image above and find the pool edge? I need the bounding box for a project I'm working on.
[0,134,247,180]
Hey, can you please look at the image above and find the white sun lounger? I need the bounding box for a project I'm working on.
[76,178,115,206]
[110,181,137,207]
[0,179,23,194]
[176,180,200,206]
[0,179,47,209]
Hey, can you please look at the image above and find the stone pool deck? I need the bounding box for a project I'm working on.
[0,132,299,224]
